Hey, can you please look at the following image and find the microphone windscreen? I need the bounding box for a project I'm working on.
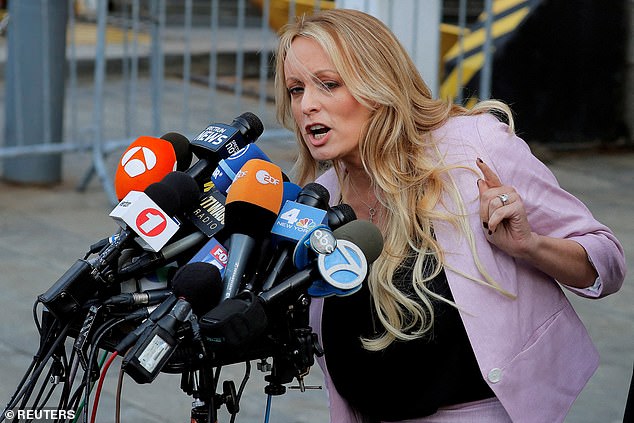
[226,159,283,215]
[114,136,177,200]
[233,111,264,141]
[211,143,271,194]
[225,159,284,238]
[333,220,383,263]
[160,171,201,212]
[297,182,331,210]
[144,181,181,217]
[172,262,223,316]
[328,204,357,229]
[161,132,193,171]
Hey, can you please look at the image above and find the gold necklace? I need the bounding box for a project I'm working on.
[346,175,380,223]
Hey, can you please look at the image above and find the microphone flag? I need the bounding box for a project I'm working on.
[114,136,177,200]
[109,190,180,252]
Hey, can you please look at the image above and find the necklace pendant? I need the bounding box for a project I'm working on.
[368,207,376,223]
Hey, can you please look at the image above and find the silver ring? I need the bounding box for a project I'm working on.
[497,193,509,206]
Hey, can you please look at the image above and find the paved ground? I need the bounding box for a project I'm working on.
[0,16,633,423]
[1,102,633,423]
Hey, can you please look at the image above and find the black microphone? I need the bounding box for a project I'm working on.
[117,231,208,280]
[110,171,201,251]
[160,132,193,171]
[121,262,223,383]
[220,159,284,301]
[299,182,357,229]
[327,203,357,229]
[171,262,224,317]
[294,182,331,209]
[186,112,264,183]
[117,170,228,280]
[114,294,179,354]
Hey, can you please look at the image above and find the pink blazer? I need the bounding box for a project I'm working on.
[310,114,626,423]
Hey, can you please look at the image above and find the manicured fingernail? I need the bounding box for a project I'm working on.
[476,178,482,187]
[477,157,484,163]
[483,221,488,229]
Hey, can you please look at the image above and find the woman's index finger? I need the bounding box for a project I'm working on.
[476,158,502,187]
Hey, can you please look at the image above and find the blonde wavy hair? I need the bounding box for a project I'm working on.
[275,8,514,351]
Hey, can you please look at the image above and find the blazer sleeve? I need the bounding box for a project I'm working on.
[471,114,626,298]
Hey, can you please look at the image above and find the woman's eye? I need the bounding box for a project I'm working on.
[287,86,304,95]
[323,81,340,90]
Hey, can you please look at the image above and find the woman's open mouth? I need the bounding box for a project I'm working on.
[308,124,330,140]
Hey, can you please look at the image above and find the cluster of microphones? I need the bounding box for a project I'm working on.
[36,112,384,390]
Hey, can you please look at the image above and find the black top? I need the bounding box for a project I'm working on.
[322,256,494,421]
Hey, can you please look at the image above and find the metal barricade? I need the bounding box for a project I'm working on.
[0,0,498,204]
[0,0,289,204]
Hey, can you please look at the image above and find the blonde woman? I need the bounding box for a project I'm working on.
[274,8,625,423]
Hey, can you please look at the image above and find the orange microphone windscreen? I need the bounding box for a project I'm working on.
[114,136,177,200]
[225,159,284,215]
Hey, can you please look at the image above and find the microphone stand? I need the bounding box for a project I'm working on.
[184,365,241,423]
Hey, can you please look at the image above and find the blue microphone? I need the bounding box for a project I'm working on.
[310,220,383,297]
[187,236,229,277]
[210,143,271,195]
[281,181,302,207]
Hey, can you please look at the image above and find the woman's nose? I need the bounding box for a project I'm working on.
[301,86,321,115]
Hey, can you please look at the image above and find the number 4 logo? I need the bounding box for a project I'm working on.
[280,207,301,225]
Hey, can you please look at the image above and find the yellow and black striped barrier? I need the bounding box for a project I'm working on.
[440,0,543,104]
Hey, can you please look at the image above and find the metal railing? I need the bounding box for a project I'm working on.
[0,0,501,204]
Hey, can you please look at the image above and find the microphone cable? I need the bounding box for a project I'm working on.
[57,348,81,419]
[90,351,118,423]
[115,362,125,423]
[32,299,42,336]
[67,350,107,423]
[25,356,60,418]
[0,322,71,423]
[230,361,251,423]
[80,310,144,423]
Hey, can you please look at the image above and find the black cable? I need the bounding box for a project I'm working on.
[17,327,69,417]
[1,323,70,422]
[31,373,59,422]
[32,299,41,336]
[66,380,88,419]
[2,358,38,422]
[230,361,251,423]
[16,345,65,420]
[82,317,128,423]
[66,306,142,423]
[26,358,57,419]
[55,347,77,420]
[1,318,61,421]
[213,366,224,422]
